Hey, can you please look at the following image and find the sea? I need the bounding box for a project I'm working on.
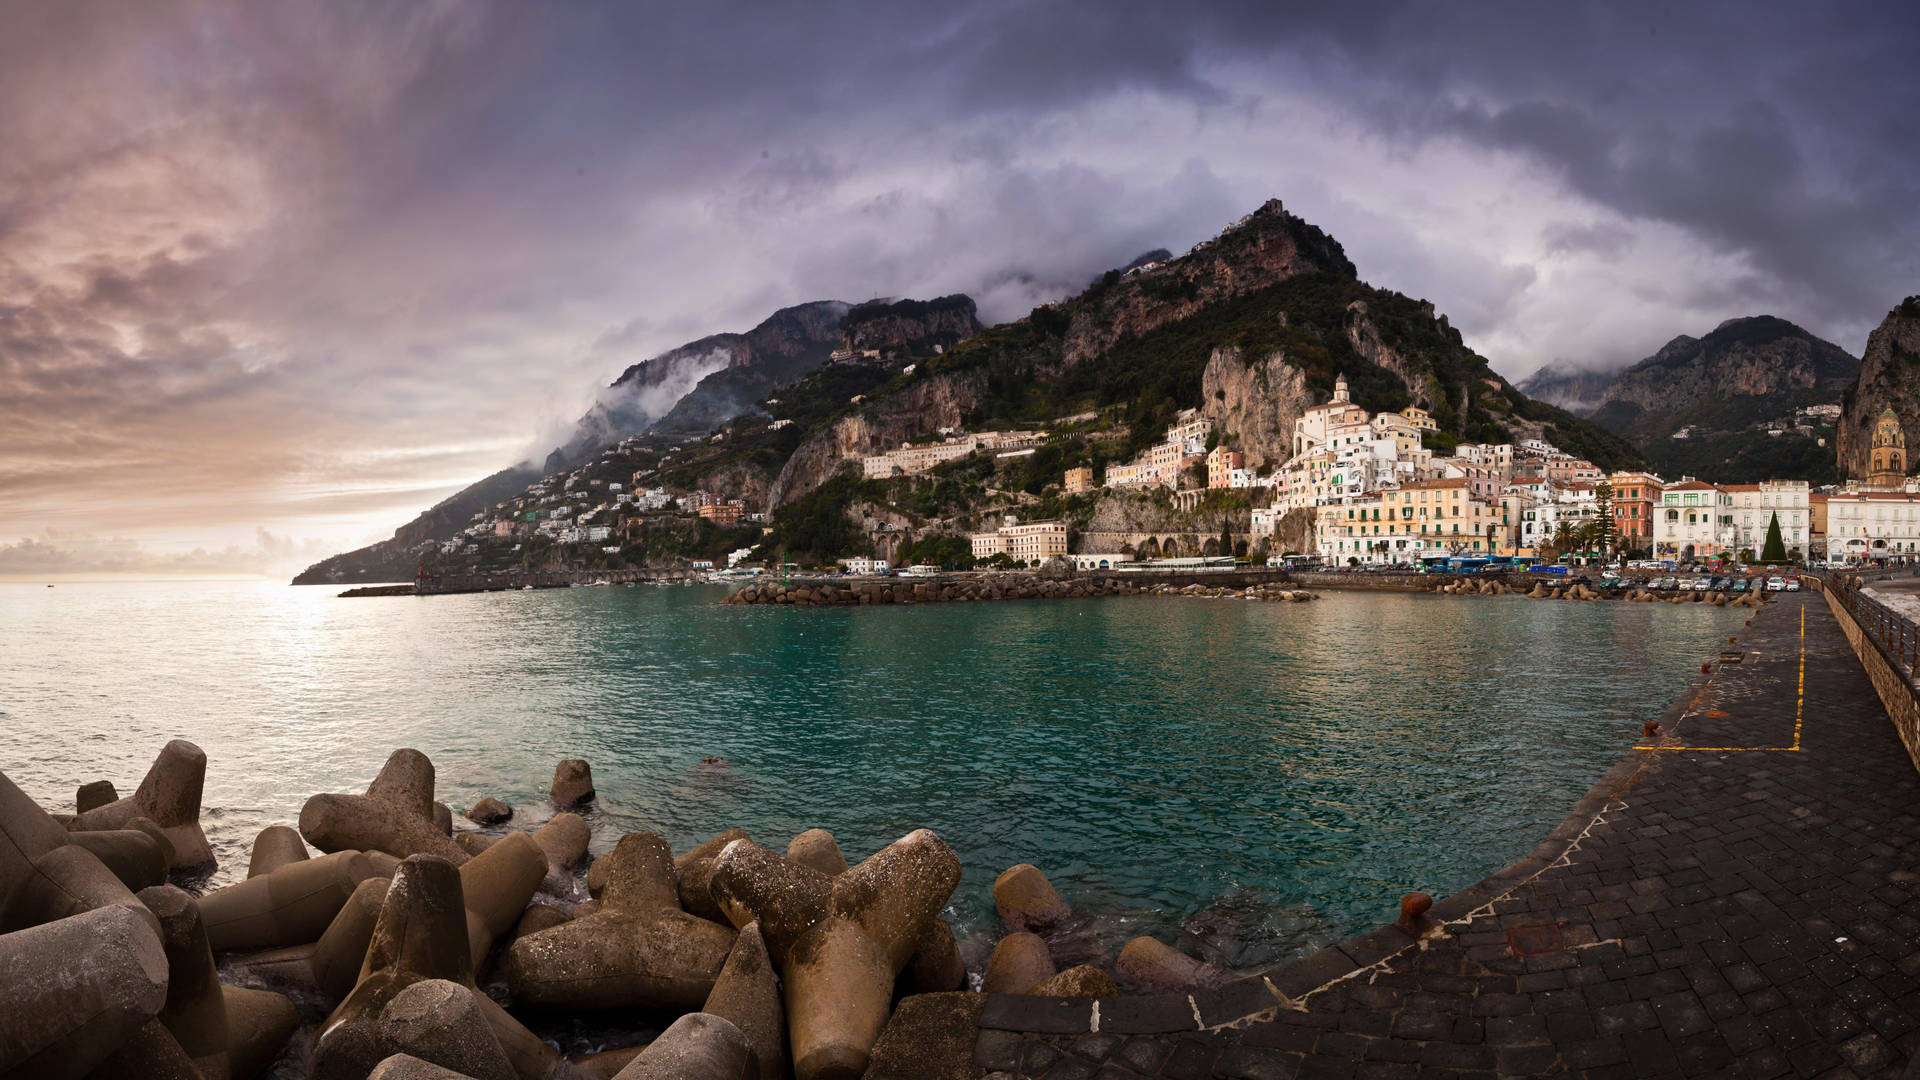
[0,577,1744,973]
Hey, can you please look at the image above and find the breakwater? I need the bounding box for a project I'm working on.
[721,572,1316,606]
[0,743,1280,1080]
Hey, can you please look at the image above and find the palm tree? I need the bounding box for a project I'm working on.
[1549,520,1581,557]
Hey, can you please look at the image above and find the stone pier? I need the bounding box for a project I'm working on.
[960,593,1920,1079]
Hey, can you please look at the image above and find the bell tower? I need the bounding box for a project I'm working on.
[1869,405,1908,489]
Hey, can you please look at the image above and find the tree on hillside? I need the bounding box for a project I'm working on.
[1219,518,1233,559]
[1761,513,1787,563]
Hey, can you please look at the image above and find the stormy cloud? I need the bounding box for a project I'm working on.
[2,1,1915,562]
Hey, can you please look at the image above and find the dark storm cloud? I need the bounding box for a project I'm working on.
[1,0,1916,559]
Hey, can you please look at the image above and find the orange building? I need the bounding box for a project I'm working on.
[1607,471,1664,549]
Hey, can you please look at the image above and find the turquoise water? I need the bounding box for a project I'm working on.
[0,579,1742,969]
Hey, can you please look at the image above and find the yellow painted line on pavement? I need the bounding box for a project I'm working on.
[1635,600,1805,752]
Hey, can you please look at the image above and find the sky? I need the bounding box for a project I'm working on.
[3,1,1917,569]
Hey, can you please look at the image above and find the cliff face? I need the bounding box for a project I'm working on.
[1199,346,1310,471]
[766,370,987,509]
[1837,298,1920,479]
[842,295,981,356]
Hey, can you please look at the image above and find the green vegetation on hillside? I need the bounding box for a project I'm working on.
[1641,429,1841,485]
[925,271,1639,470]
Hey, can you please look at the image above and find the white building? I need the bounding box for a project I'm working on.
[1250,506,1283,538]
[1827,492,1920,561]
[1722,480,1810,555]
[838,557,890,575]
[1066,553,1134,570]
[1653,480,1735,558]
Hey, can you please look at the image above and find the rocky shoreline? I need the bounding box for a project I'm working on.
[721,574,1316,606]
[0,743,1263,1080]
[1425,575,1768,606]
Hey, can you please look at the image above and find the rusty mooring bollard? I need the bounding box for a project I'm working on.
[1643,720,1660,738]
[1396,892,1433,936]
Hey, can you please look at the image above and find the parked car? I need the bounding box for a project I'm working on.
[1652,577,1677,591]
[1785,577,1802,591]
[1767,576,1787,592]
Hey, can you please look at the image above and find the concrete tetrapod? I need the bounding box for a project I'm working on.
[310,854,566,1080]
[196,849,377,952]
[504,831,736,1010]
[1,843,160,939]
[368,1055,483,1080]
[457,830,547,976]
[80,1017,206,1080]
[299,749,471,866]
[66,827,170,891]
[783,830,961,1080]
[899,917,966,995]
[220,985,300,1080]
[456,833,498,857]
[706,840,832,958]
[982,931,1054,994]
[373,979,516,1080]
[1114,936,1233,991]
[781,916,893,1080]
[702,922,787,1080]
[0,769,73,892]
[991,863,1072,933]
[827,828,961,973]
[246,825,310,878]
[76,780,118,814]
[0,904,169,1080]
[137,885,231,1073]
[784,829,848,877]
[550,759,595,807]
[311,876,392,1002]
[69,739,214,872]
[675,828,750,922]
[530,812,589,896]
[611,1012,757,1080]
[313,856,470,1079]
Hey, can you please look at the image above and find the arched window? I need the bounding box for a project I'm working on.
[1666,509,1679,522]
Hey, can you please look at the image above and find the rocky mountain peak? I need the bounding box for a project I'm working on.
[1836,298,1920,480]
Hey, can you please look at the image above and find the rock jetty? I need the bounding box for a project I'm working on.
[723,574,1314,606]
[2,747,1254,1080]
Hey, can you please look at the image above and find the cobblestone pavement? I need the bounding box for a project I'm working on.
[976,594,1920,1078]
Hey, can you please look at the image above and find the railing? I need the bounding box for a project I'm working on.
[1822,572,1920,682]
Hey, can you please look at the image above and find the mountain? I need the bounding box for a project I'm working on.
[1515,363,1618,415]
[290,464,539,585]
[547,300,850,467]
[1587,316,1857,441]
[1537,316,1858,484]
[293,297,977,585]
[1836,297,1920,480]
[747,199,1638,557]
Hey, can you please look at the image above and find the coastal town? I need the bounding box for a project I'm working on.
[426,372,1920,583]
